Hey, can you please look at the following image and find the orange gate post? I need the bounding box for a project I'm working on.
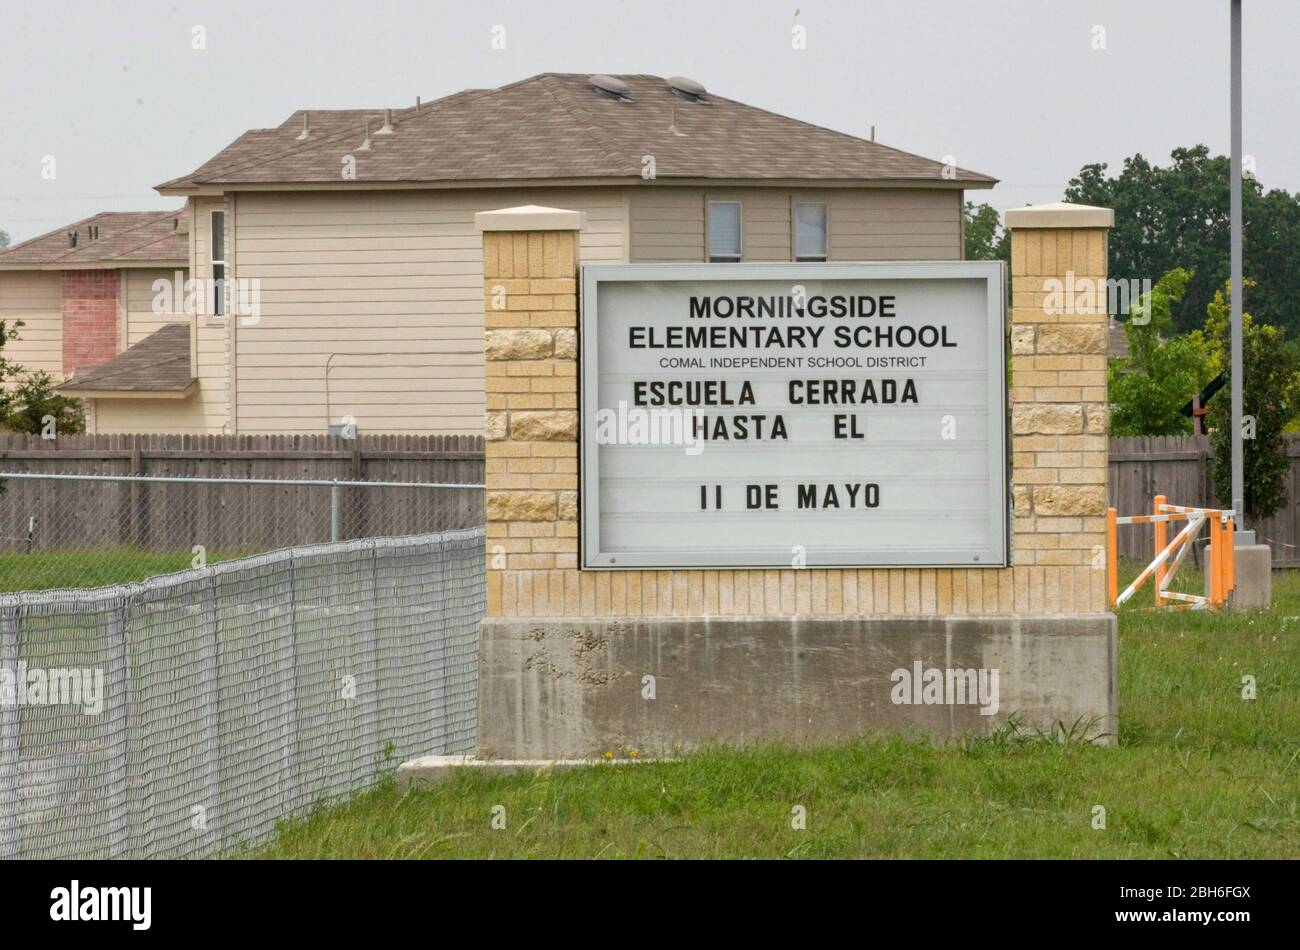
[1107,507,1118,607]
[1224,515,1235,603]
[1209,511,1223,606]
[1153,494,1167,606]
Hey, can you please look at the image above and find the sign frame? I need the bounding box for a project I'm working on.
[579,261,1009,570]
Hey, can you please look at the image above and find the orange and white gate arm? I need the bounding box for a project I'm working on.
[1106,499,1237,610]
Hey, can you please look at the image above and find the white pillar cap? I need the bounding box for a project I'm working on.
[1004,202,1114,230]
[474,205,587,232]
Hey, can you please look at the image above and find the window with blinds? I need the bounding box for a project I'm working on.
[794,202,828,261]
[211,209,226,316]
[707,201,742,262]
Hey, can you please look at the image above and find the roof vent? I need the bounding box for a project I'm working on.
[358,118,372,151]
[589,74,632,101]
[67,230,78,248]
[296,111,311,141]
[88,224,99,240]
[376,108,394,135]
[667,75,707,102]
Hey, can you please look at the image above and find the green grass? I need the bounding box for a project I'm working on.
[251,565,1300,860]
[0,547,254,592]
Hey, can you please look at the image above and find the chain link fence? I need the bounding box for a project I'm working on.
[0,471,483,593]
[1,528,485,860]
[0,469,487,858]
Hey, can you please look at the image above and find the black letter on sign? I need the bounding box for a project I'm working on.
[834,414,864,439]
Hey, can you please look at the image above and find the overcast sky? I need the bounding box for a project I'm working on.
[1,0,1296,243]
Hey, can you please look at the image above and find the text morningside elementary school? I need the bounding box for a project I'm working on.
[617,290,949,442]
[627,292,960,351]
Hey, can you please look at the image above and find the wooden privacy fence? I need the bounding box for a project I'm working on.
[0,433,484,555]
[5,432,1298,565]
[1109,434,1300,567]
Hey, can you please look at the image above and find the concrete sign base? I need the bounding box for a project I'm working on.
[478,615,1118,758]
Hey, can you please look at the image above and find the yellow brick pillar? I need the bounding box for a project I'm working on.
[475,205,585,619]
[1004,202,1115,611]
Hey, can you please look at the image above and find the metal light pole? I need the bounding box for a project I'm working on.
[1230,0,1247,542]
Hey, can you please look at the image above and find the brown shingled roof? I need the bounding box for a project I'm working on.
[158,74,996,190]
[58,323,195,395]
[0,210,187,269]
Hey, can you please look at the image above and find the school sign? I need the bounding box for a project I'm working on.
[473,203,1117,759]
[580,262,1007,569]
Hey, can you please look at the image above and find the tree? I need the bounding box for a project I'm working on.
[1107,268,1211,436]
[2,371,86,436]
[1203,281,1300,520]
[1065,146,1300,336]
[963,201,1010,263]
[0,317,18,497]
[0,316,86,436]
[0,312,21,389]
[0,229,9,250]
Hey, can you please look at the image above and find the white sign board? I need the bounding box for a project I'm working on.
[580,263,1007,569]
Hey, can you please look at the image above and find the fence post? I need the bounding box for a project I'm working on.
[360,540,380,772]
[1209,511,1223,606]
[104,599,131,858]
[430,537,449,755]
[351,445,363,541]
[330,483,341,543]
[1106,508,1118,608]
[1224,514,1236,601]
[279,553,299,818]
[1199,442,1212,508]
[1154,494,1167,606]
[129,446,143,548]
[198,573,223,855]
[0,606,19,859]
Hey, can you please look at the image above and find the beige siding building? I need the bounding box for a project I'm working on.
[0,211,193,432]
[7,73,993,437]
[217,188,628,435]
[627,187,964,263]
[0,270,64,380]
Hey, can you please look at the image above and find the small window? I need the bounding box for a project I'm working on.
[210,210,226,316]
[794,202,828,261]
[707,201,742,262]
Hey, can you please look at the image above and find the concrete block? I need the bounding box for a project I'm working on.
[477,614,1118,758]
[1206,543,1272,609]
